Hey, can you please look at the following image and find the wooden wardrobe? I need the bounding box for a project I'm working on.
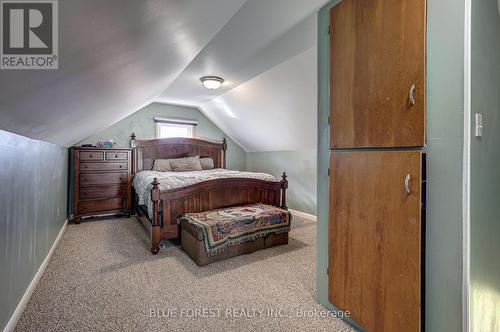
[328,0,426,331]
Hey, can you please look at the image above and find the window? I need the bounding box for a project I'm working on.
[156,122,194,138]
[154,118,197,139]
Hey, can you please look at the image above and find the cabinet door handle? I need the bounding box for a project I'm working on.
[409,83,416,106]
[404,174,411,194]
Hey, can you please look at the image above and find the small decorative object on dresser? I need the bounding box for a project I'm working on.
[71,147,133,223]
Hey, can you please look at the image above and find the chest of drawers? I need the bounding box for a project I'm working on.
[71,147,133,223]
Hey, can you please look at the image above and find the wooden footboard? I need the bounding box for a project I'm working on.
[148,173,288,254]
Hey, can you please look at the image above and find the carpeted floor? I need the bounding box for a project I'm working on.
[15,216,353,332]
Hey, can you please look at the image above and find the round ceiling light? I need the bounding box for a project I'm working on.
[200,76,224,90]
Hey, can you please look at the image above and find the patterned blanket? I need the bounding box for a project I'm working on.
[179,203,290,256]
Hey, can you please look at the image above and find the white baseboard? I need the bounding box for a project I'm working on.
[289,209,317,222]
[3,219,68,332]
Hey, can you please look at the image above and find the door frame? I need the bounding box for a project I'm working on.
[462,0,471,331]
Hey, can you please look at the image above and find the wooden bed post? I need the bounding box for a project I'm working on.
[130,132,136,175]
[151,177,161,254]
[280,172,288,210]
[222,138,227,169]
[130,132,136,147]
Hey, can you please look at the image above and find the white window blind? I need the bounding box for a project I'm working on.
[154,118,197,139]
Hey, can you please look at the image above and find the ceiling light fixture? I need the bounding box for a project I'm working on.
[200,76,224,90]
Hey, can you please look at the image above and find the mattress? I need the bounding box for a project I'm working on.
[132,168,278,218]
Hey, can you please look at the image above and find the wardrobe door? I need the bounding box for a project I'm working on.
[329,151,422,332]
[329,0,426,149]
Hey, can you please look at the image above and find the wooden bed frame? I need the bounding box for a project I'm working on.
[131,134,288,254]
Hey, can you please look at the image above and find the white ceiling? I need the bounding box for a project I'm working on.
[200,47,317,152]
[157,0,323,105]
[158,0,324,152]
[0,0,324,151]
[0,0,245,146]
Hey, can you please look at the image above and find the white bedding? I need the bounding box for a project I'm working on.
[132,169,278,217]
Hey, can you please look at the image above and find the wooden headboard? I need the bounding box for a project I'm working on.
[132,134,227,172]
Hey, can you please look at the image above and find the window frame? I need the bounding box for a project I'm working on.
[154,117,197,139]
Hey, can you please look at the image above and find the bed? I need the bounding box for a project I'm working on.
[131,135,288,254]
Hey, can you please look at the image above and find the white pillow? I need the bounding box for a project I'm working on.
[200,158,214,170]
[152,159,173,172]
[170,156,203,172]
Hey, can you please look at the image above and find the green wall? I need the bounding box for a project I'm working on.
[80,102,319,215]
[425,0,465,330]
[79,103,247,171]
[0,130,68,330]
[246,149,316,215]
[316,0,358,329]
[317,1,465,331]
[470,0,500,330]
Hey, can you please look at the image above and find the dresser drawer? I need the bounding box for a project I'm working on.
[78,197,125,214]
[80,151,104,161]
[80,172,128,186]
[106,152,128,160]
[81,162,127,172]
[80,185,127,200]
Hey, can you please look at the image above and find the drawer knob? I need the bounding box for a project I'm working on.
[84,165,88,168]
[119,165,123,168]
[115,154,118,158]
[89,154,93,158]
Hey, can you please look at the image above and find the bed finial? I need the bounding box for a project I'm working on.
[280,172,288,210]
[152,177,159,190]
[130,132,137,148]
[222,138,227,169]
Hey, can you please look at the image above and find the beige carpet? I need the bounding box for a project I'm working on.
[15,216,353,332]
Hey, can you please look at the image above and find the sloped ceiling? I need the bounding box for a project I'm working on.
[200,47,317,152]
[157,0,323,152]
[0,0,245,146]
[157,0,322,106]
[0,0,324,151]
